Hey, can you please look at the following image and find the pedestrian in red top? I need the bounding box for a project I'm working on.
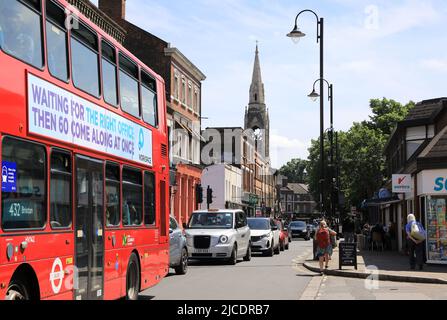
[315,220,337,274]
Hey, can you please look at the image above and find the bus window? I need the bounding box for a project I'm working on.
[144,171,156,225]
[71,21,100,97]
[102,41,118,107]
[122,167,142,226]
[0,0,43,68]
[119,53,139,118]
[106,163,120,227]
[141,71,157,127]
[50,150,72,229]
[1,137,46,230]
[46,0,68,81]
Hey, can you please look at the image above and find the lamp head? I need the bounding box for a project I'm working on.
[308,89,320,102]
[287,25,306,44]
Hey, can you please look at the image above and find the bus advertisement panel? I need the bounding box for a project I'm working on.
[28,74,153,167]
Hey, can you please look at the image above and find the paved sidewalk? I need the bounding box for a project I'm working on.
[303,244,447,284]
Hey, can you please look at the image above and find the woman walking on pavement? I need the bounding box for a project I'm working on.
[315,220,337,275]
[406,214,426,270]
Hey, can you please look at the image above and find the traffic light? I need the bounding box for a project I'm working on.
[206,186,213,205]
[196,184,203,204]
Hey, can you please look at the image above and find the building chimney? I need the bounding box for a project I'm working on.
[98,0,126,21]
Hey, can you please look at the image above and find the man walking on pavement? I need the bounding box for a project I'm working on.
[406,214,426,271]
[342,214,356,243]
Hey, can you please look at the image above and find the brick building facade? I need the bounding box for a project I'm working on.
[97,0,206,226]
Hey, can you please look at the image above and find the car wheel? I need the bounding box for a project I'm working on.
[274,242,280,255]
[265,242,274,257]
[126,253,140,300]
[243,244,251,261]
[228,245,237,265]
[174,247,188,275]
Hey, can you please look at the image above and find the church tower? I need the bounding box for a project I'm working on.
[244,44,270,159]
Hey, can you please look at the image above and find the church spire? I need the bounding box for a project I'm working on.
[249,42,265,105]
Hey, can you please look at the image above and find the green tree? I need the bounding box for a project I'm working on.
[306,134,332,213]
[338,123,386,208]
[279,158,308,183]
[304,97,414,213]
[364,98,414,136]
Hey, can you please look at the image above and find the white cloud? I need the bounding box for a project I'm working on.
[269,132,310,169]
[420,59,447,72]
[329,0,441,44]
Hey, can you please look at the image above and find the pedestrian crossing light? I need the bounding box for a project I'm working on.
[196,184,203,204]
[206,186,213,205]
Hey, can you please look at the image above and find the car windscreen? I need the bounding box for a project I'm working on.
[290,221,306,228]
[247,218,270,230]
[188,212,233,229]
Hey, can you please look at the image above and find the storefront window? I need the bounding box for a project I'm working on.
[426,197,447,263]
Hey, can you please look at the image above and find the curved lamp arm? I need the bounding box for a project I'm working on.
[291,9,322,43]
[309,79,333,100]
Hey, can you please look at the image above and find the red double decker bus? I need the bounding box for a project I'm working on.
[0,0,169,300]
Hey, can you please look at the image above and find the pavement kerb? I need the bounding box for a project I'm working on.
[303,260,447,285]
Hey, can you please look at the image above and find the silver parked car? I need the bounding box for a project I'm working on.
[247,217,281,256]
[184,209,251,265]
[169,216,188,274]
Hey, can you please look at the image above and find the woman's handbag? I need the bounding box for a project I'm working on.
[411,222,426,241]
[330,230,337,248]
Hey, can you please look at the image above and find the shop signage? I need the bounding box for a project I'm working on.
[418,170,447,195]
[339,242,358,270]
[392,174,412,193]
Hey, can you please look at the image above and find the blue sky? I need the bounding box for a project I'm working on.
[92,0,447,168]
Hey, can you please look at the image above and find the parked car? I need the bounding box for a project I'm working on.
[283,220,292,242]
[169,216,188,275]
[184,209,251,265]
[276,220,290,251]
[247,217,281,256]
[307,223,316,238]
[289,220,311,240]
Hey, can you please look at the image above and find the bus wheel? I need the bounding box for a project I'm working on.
[6,278,29,300]
[126,253,140,300]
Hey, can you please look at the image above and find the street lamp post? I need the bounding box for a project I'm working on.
[287,10,325,216]
[308,79,335,219]
[335,131,341,218]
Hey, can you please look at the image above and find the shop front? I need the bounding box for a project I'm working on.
[417,169,447,264]
[242,193,258,217]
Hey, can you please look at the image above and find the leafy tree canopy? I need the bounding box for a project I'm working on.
[279,158,308,183]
